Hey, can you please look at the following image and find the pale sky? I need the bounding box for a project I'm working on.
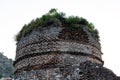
[0,0,120,76]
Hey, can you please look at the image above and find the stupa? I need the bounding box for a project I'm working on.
[14,9,119,80]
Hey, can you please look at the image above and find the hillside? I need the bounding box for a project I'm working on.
[0,52,14,78]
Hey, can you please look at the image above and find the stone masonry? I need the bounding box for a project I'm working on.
[14,26,105,80]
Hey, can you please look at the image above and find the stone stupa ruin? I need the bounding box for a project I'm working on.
[14,9,120,80]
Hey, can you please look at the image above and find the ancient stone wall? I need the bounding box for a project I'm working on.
[14,26,103,79]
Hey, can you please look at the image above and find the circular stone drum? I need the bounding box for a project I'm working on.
[14,26,103,79]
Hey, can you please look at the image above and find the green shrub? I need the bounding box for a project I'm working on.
[15,8,99,42]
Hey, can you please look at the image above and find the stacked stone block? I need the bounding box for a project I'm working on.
[14,26,103,79]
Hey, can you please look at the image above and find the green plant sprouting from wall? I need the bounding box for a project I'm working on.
[15,8,99,42]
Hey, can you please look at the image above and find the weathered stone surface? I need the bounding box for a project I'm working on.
[78,61,120,80]
[14,61,120,80]
[15,26,120,80]
[14,53,102,73]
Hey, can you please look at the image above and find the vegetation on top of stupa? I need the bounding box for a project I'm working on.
[15,8,99,42]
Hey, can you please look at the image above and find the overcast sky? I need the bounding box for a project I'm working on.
[0,0,120,76]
